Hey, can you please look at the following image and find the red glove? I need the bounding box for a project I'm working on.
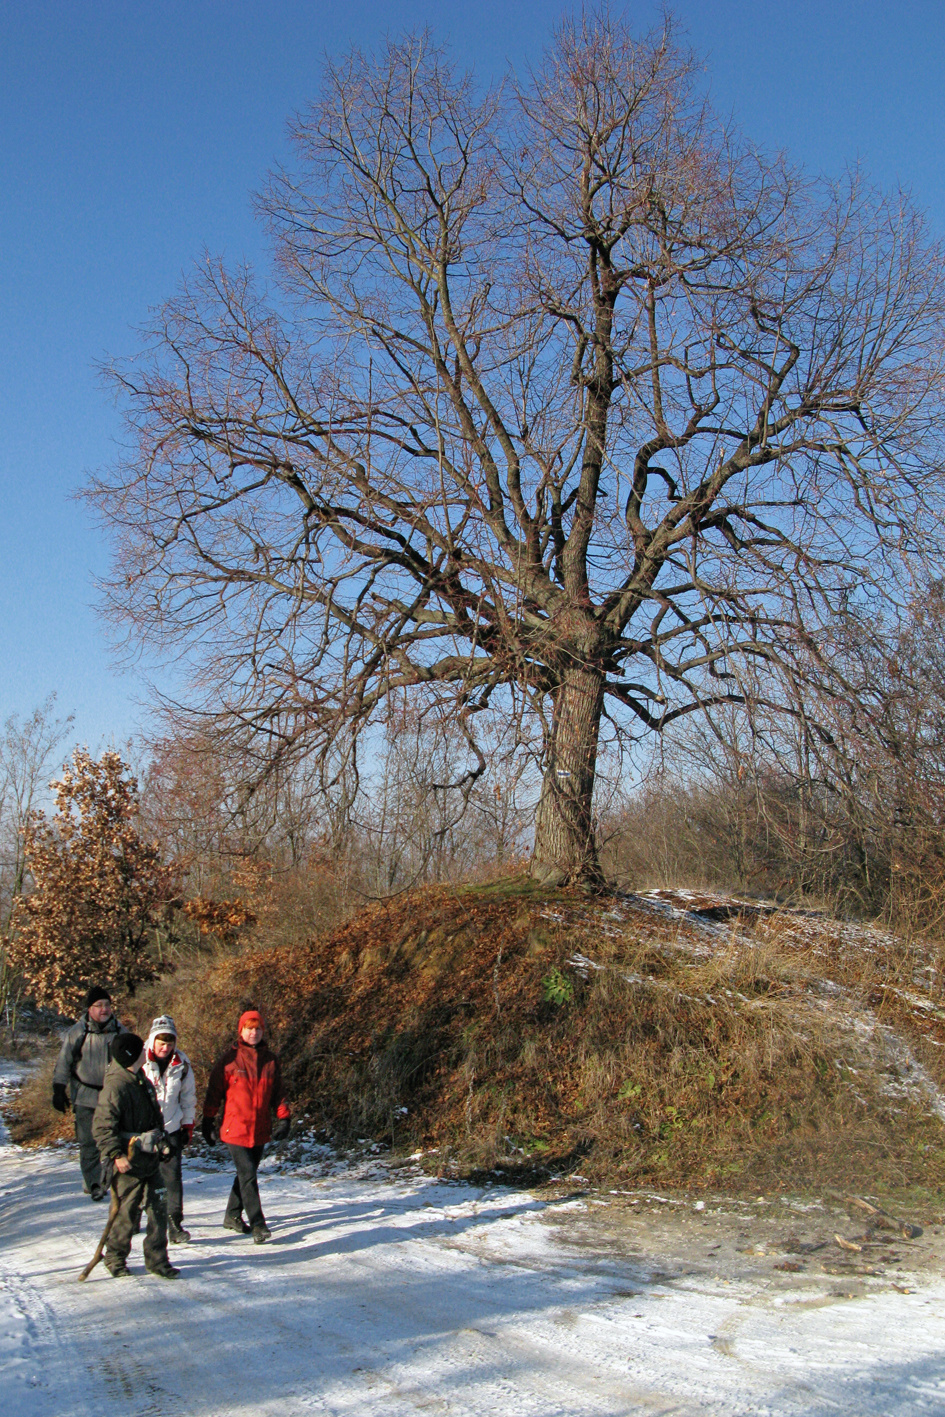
[181,1124,194,1145]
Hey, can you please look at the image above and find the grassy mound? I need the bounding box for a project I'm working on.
[116,876,945,1195]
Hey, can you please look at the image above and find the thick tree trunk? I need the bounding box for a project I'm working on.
[531,662,605,885]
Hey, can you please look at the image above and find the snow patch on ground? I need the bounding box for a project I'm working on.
[0,1062,24,1148]
[4,1122,945,1415]
[556,890,945,1127]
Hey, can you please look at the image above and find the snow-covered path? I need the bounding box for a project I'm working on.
[4,1129,945,1415]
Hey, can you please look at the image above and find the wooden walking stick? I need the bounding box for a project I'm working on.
[78,1181,122,1281]
[78,1136,141,1281]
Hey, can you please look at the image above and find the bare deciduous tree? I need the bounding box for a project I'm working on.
[0,694,74,925]
[89,15,945,884]
[346,705,531,894]
[783,588,945,925]
[0,696,73,1026]
[603,587,945,925]
[140,726,341,893]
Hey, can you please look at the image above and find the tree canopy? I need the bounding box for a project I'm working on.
[90,14,945,882]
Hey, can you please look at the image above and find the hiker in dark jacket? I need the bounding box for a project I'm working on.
[52,986,126,1200]
[202,1009,291,1244]
[91,1033,179,1279]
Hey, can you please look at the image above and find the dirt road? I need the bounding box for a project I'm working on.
[3,1100,945,1415]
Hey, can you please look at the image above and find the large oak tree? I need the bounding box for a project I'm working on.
[90,16,945,883]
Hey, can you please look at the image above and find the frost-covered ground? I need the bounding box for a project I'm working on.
[3,1068,945,1416]
[552,888,945,1129]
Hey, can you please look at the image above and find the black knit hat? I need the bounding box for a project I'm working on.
[111,1033,144,1069]
[84,985,112,1009]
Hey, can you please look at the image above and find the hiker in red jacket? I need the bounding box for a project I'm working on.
[201,1009,291,1243]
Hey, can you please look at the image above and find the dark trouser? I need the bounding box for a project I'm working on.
[105,1172,169,1272]
[225,1144,265,1228]
[158,1130,185,1227]
[74,1104,102,1193]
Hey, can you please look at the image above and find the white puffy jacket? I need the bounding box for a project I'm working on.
[142,1024,197,1135]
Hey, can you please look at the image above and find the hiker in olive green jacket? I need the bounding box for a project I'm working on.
[91,1034,179,1279]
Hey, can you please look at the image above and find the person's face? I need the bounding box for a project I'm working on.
[88,999,112,1024]
[128,1048,145,1073]
[240,1024,264,1046]
[152,1035,175,1059]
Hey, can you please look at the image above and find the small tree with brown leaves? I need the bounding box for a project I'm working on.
[9,750,175,1012]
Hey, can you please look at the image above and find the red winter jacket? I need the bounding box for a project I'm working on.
[202,1039,290,1147]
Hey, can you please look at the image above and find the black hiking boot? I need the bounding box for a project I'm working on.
[90,1183,107,1202]
[146,1262,181,1279]
[252,1223,271,1244]
[168,1221,191,1244]
[222,1216,251,1234]
[106,1261,132,1278]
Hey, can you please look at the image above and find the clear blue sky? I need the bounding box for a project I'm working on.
[2,0,944,756]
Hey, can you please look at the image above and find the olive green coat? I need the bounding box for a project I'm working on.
[91,1061,163,1179]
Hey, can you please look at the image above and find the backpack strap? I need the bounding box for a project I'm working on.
[70,1016,90,1072]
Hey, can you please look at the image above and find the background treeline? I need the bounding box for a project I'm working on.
[607,585,945,933]
[133,584,945,943]
[3,584,945,1029]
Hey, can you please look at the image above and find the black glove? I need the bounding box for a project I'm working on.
[52,1084,69,1114]
[201,1116,216,1145]
[271,1116,290,1142]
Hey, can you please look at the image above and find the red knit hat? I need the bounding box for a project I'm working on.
[238,1010,265,1033]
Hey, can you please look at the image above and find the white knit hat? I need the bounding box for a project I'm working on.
[149,1014,178,1039]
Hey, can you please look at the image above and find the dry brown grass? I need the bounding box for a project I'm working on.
[7,1043,73,1146]
[145,880,945,1191]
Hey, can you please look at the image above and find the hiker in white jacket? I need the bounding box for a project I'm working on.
[142,1015,197,1243]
